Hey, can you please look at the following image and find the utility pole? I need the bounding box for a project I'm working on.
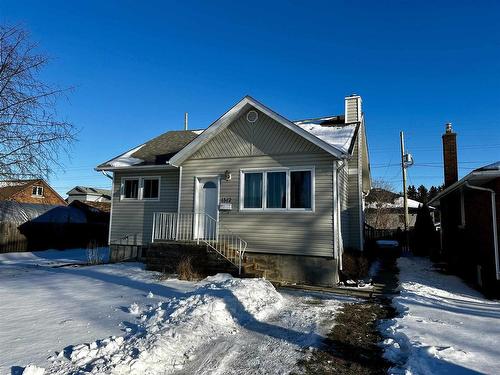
[400,131,410,251]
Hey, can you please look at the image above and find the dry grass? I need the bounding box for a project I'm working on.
[177,256,202,281]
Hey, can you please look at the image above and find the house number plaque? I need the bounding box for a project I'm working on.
[219,197,232,211]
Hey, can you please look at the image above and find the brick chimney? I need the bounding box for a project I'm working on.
[442,122,458,187]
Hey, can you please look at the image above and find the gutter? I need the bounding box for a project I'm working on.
[464,182,500,281]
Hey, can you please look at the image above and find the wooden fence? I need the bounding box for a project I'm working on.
[0,221,109,253]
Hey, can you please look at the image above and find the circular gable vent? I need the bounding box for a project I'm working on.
[246,110,258,123]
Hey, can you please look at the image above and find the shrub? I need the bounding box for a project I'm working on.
[341,249,370,281]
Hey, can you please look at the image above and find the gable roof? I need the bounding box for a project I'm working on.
[96,130,203,170]
[96,96,365,171]
[0,179,66,205]
[168,96,352,166]
[67,186,111,197]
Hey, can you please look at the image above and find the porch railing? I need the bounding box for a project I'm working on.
[151,212,247,274]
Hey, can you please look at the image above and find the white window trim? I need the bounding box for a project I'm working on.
[239,167,315,213]
[31,185,44,198]
[141,176,161,201]
[120,176,161,201]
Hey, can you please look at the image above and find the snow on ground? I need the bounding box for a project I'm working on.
[380,256,500,375]
[0,249,347,375]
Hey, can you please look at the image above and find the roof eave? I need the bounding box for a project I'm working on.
[95,164,178,172]
[429,169,500,205]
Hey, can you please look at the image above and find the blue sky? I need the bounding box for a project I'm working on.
[2,0,499,196]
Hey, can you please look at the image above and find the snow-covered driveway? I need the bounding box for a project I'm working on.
[0,250,346,374]
[381,256,500,375]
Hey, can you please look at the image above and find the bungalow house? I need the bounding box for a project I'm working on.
[429,123,500,296]
[96,95,371,285]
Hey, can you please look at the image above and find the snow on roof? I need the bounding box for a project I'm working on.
[294,118,357,154]
[107,144,145,168]
[476,161,500,171]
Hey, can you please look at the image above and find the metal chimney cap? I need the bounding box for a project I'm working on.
[445,122,453,133]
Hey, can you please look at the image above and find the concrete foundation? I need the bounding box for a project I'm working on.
[246,252,339,286]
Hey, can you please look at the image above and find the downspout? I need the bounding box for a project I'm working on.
[336,160,347,272]
[464,182,499,280]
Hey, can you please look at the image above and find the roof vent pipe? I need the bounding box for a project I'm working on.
[184,112,188,130]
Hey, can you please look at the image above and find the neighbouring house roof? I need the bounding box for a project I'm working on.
[366,188,426,210]
[67,186,111,197]
[70,200,111,213]
[0,201,86,224]
[429,161,500,206]
[0,179,66,205]
[96,96,363,171]
[0,180,39,200]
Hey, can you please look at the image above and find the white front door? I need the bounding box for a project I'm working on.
[195,177,219,239]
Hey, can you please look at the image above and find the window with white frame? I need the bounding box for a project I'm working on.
[122,178,139,199]
[31,185,44,197]
[240,168,314,211]
[142,177,160,199]
[121,177,160,200]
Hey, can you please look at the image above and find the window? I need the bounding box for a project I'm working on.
[143,178,159,199]
[241,168,314,211]
[121,177,161,200]
[123,179,139,199]
[267,171,286,208]
[31,186,44,197]
[290,171,312,209]
[243,173,263,208]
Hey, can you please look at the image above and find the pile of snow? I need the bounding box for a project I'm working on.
[294,121,357,154]
[44,274,283,374]
[380,257,500,374]
[107,144,145,167]
[0,247,110,267]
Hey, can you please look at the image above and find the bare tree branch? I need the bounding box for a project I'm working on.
[0,24,77,180]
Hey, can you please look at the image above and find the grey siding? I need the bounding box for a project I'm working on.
[191,110,321,159]
[338,164,350,248]
[110,168,179,245]
[181,110,336,258]
[344,131,363,250]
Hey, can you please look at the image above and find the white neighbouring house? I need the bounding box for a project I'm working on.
[66,186,112,203]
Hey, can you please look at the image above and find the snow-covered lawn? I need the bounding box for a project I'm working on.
[0,249,347,374]
[380,256,500,375]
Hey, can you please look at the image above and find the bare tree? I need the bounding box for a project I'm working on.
[366,179,400,229]
[0,25,76,180]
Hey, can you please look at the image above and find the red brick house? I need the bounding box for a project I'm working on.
[430,124,499,296]
[0,179,66,206]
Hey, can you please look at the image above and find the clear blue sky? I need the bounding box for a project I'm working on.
[2,0,499,196]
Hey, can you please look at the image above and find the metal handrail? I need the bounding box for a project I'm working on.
[152,212,247,274]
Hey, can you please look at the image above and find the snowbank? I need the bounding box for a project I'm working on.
[0,247,110,266]
[380,257,500,374]
[45,274,283,374]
